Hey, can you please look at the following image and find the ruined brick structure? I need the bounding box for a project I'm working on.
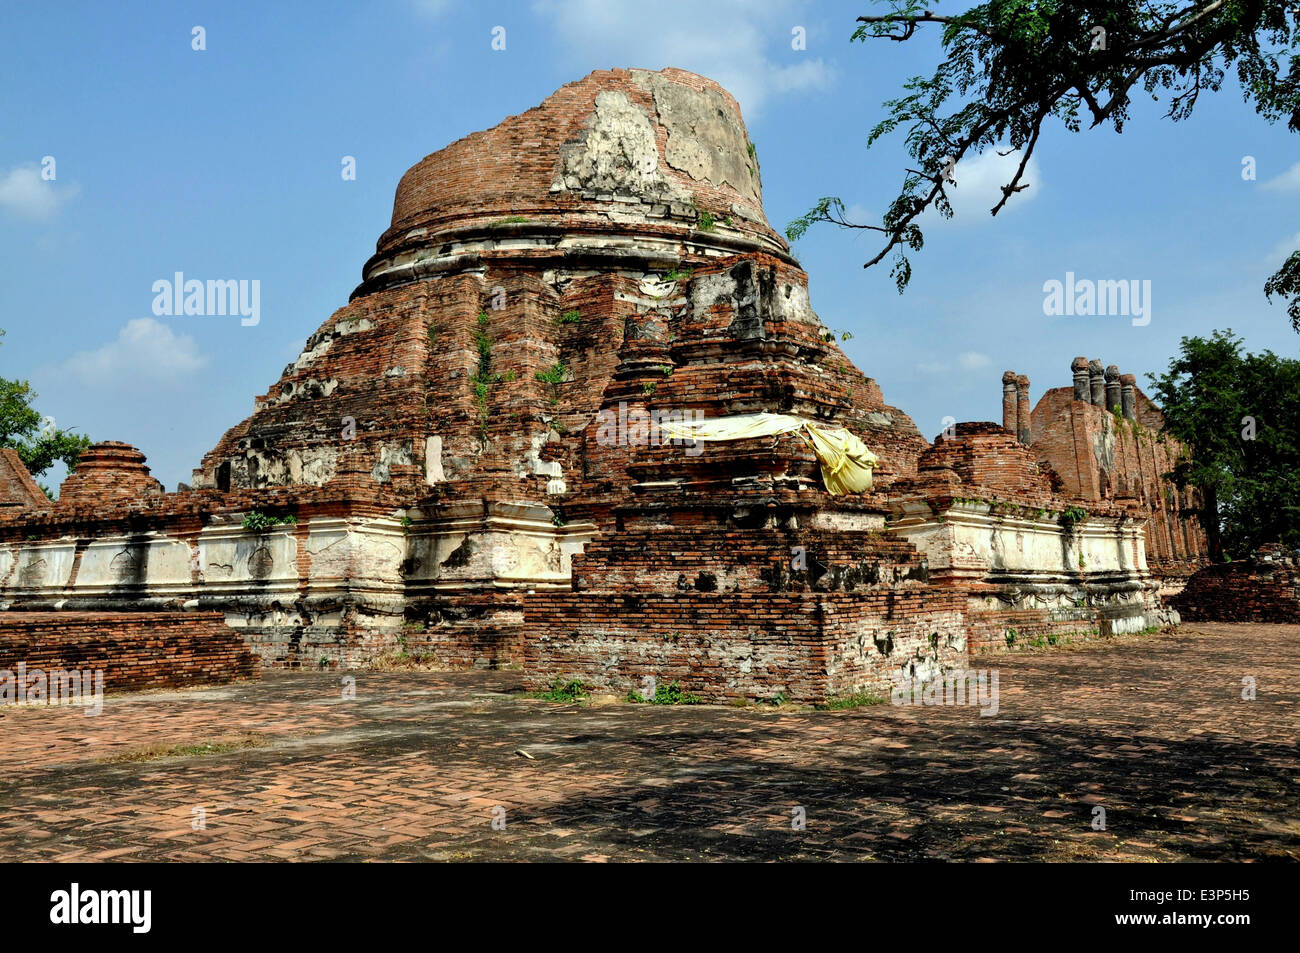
[0,449,48,512]
[1003,360,1206,591]
[1172,544,1300,623]
[0,69,1192,702]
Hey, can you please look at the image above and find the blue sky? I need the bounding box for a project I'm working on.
[2,0,1297,492]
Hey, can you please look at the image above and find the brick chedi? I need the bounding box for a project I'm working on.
[190,67,925,504]
[58,442,165,507]
[0,68,1193,701]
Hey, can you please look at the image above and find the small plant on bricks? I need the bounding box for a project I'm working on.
[821,691,885,710]
[1058,506,1088,533]
[535,360,568,405]
[533,677,586,703]
[626,680,703,705]
[242,511,297,532]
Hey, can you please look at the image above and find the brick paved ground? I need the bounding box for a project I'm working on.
[1,622,1296,862]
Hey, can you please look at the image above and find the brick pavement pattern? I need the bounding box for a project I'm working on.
[1,623,1296,862]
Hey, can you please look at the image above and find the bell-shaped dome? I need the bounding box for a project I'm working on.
[355,68,791,299]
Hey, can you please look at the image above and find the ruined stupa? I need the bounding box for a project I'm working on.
[0,68,1195,702]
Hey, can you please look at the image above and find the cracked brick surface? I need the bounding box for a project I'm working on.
[1,622,1294,862]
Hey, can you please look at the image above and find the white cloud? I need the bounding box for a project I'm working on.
[531,0,833,118]
[767,58,833,97]
[844,202,871,222]
[1262,161,1300,192]
[0,164,79,222]
[54,318,206,385]
[827,147,1041,240]
[916,351,992,375]
[927,147,1042,225]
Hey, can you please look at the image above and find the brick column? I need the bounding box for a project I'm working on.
[1002,371,1018,434]
[1105,365,1121,414]
[1071,356,1090,402]
[1016,374,1031,444]
[1088,359,1105,407]
[1120,373,1137,421]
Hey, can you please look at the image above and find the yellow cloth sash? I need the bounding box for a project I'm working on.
[658,412,877,495]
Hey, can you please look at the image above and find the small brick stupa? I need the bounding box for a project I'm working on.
[0,68,1191,702]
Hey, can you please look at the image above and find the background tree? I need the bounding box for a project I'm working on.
[0,330,91,494]
[787,1,1300,329]
[1147,329,1300,558]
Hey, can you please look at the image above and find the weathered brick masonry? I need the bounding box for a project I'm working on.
[1024,365,1205,589]
[1171,545,1300,623]
[526,589,968,705]
[0,68,1206,700]
[888,420,1173,657]
[523,493,965,703]
[0,612,258,693]
[0,449,48,509]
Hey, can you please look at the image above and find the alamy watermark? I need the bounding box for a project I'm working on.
[1,663,104,715]
[891,668,999,717]
[594,401,705,456]
[50,883,150,933]
[1042,272,1151,327]
[152,272,260,326]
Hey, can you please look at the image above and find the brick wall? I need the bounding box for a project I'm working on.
[0,611,259,693]
[966,608,1140,652]
[903,422,1055,498]
[1029,386,1205,575]
[525,589,967,705]
[524,499,967,704]
[1171,548,1300,622]
[401,591,526,669]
